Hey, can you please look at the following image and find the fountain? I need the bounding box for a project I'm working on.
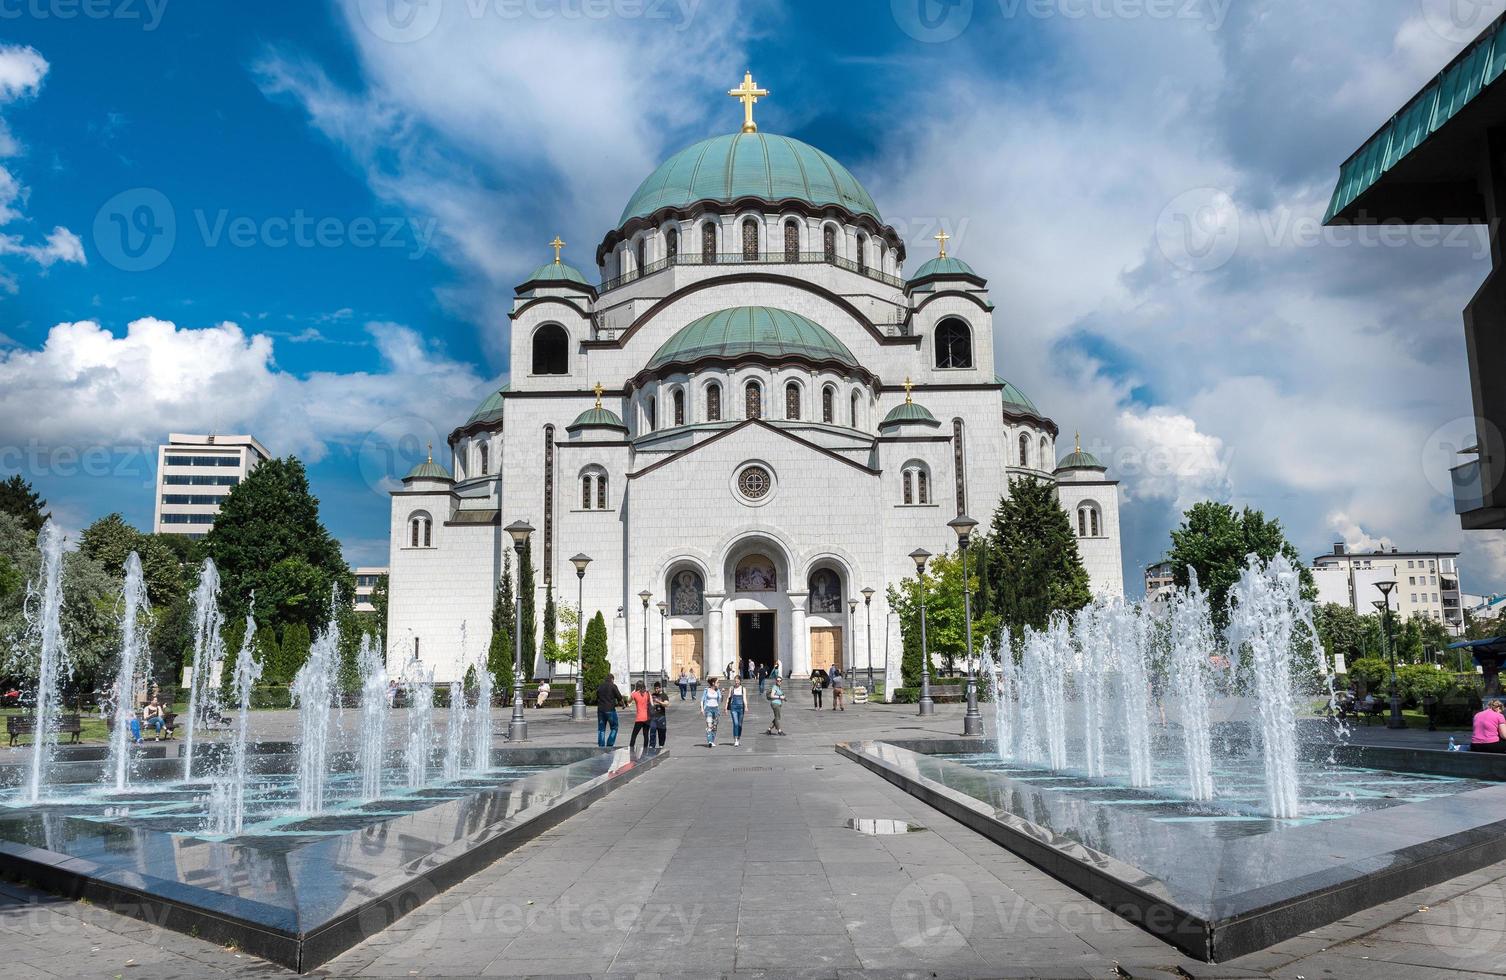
[105,552,151,792]
[181,559,224,781]
[1168,569,1217,801]
[469,623,494,774]
[206,611,262,834]
[1072,603,1109,778]
[1113,601,1155,788]
[356,633,388,801]
[24,520,68,804]
[403,655,436,789]
[289,597,342,813]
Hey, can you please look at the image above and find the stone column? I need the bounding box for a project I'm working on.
[705,594,726,681]
[788,591,810,677]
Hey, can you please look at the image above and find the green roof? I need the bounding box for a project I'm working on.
[568,406,627,431]
[1057,449,1105,471]
[619,132,881,226]
[909,256,978,282]
[648,307,858,372]
[523,261,592,289]
[879,401,940,428]
[995,376,1040,416]
[404,457,453,481]
[467,384,509,425]
[1326,15,1506,223]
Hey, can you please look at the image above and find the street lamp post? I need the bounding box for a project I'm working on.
[911,548,934,716]
[1375,580,1405,729]
[656,600,668,691]
[949,515,983,736]
[569,553,592,722]
[504,520,534,742]
[861,587,875,694]
[638,590,652,693]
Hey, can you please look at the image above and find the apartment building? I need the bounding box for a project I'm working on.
[152,434,270,539]
[1312,543,1463,635]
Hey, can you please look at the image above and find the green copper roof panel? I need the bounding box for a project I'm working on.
[405,458,453,481]
[910,256,978,281]
[467,383,509,424]
[1326,15,1506,223]
[620,133,881,226]
[648,307,858,371]
[994,376,1040,415]
[525,262,591,287]
[569,406,627,430]
[880,401,939,427]
[1057,449,1104,471]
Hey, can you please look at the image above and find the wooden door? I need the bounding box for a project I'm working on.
[671,629,704,681]
[809,627,842,673]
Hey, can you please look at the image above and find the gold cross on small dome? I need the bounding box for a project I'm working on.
[426,441,433,463]
[550,236,566,264]
[934,230,950,259]
[904,376,914,404]
[728,71,769,134]
[1075,431,1081,453]
[593,382,604,409]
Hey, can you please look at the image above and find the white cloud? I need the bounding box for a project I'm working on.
[0,44,84,288]
[0,46,47,103]
[1326,513,1395,554]
[1114,409,1231,510]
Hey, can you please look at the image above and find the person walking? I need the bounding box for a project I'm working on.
[725,661,735,682]
[765,676,786,735]
[700,676,722,747]
[726,675,747,747]
[757,664,767,695]
[688,667,699,700]
[649,682,669,748]
[629,681,653,751]
[811,672,824,710]
[771,659,782,681]
[595,673,623,747]
[677,669,689,701]
[831,668,845,711]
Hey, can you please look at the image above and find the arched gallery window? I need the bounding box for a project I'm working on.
[477,443,489,477]
[742,219,758,261]
[665,227,678,261]
[784,221,800,262]
[409,511,433,548]
[1078,503,1101,538]
[701,222,717,263]
[785,381,801,420]
[822,385,835,424]
[935,318,973,369]
[850,390,860,428]
[706,382,722,421]
[645,396,657,433]
[901,462,930,505]
[856,234,868,274]
[673,389,685,427]
[746,381,763,419]
[581,468,609,511]
[532,324,568,375]
[1018,432,1031,468]
[635,237,646,273]
[822,225,837,263]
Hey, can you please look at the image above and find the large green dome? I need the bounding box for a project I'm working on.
[619,133,881,227]
[648,307,858,373]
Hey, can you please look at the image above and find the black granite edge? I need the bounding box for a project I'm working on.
[1326,742,1506,780]
[296,747,668,971]
[834,741,1215,961]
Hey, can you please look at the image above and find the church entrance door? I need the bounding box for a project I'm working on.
[670,629,704,682]
[737,611,776,675]
[810,627,843,674]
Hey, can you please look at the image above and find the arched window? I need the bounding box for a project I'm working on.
[531,324,569,375]
[707,382,722,422]
[581,468,610,511]
[785,381,801,420]
[668,569,705,616]
[784,221,800,262]
[665,227,678,262]
[408,511,433,548]
[634,237,646,274]
[822,385,835,424]
[646,396,657,432]
[856,234,868,274]
[745,381,763,420]
[673,389,685,427]
[477,443,490,477]
[935,318,973,369]
[1040,436,1050,467]
[1077,503,1101,538]
[901,463,930,505]
[822,225,837,263]
[1018,433,1031,468]
[850,390,860,428]
[742,219,759,260]
[701,222,717,263]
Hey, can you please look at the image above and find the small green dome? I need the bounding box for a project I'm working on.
[467,384,509,425]
[910,256,978,282]
[523,261,592,289]
[568,406,627,432]
[995,376,1040,416]
[619,132,881,226]
[1057,448,1105,471]
[404,456,453,481]
[880,401,940,429]
[648,307,858,372]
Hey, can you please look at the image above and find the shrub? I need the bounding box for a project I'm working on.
[1346,657,1390,694]
[891,687,920,704]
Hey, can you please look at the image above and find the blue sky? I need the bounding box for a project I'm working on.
[2,0,1504,593]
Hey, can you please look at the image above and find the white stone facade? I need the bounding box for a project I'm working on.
[386,131,1125,685]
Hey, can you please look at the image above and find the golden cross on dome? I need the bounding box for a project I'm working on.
[550,236,566,264]
[904,376,914,405]
[426,441,433,463]
[934,229,950,259]
[1075,431,1081,453]
[593,382,604,409]
[728,71,769,134]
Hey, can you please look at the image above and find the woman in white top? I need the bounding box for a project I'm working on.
[699,677,722,747]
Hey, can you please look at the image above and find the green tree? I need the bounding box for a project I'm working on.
[518,539,537,680]
[1166,502,1313,630]
[369,573,389,639]
[488,551,515,694]
[149,594,194,687]
[554,601,581,667]
[79,513,139,572]
[276,623,312,684]
[540,583,559,666]
[1314,603,1374,670]
[203,457,349,633]
[0,513,117,688]
[887,548,1000,679]
[581,611,609,702]
[0,474,47,533]
[985,477,1092,640]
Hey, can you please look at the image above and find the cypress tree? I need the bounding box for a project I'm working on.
[987,477,1092,641]
[541,583,558,668]
[582,611,610,703]
[518,539,537,681]
[488,551,515,695]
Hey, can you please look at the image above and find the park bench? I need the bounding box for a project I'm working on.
[7,713,83,747]
[523,686,572,708]
[104,710,178,739]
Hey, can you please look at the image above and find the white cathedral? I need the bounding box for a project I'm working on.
[387,75,1125,690]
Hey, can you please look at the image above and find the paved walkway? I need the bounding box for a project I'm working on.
[4,698,1506,978]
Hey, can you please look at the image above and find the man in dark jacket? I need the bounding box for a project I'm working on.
[596,673,624,747]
